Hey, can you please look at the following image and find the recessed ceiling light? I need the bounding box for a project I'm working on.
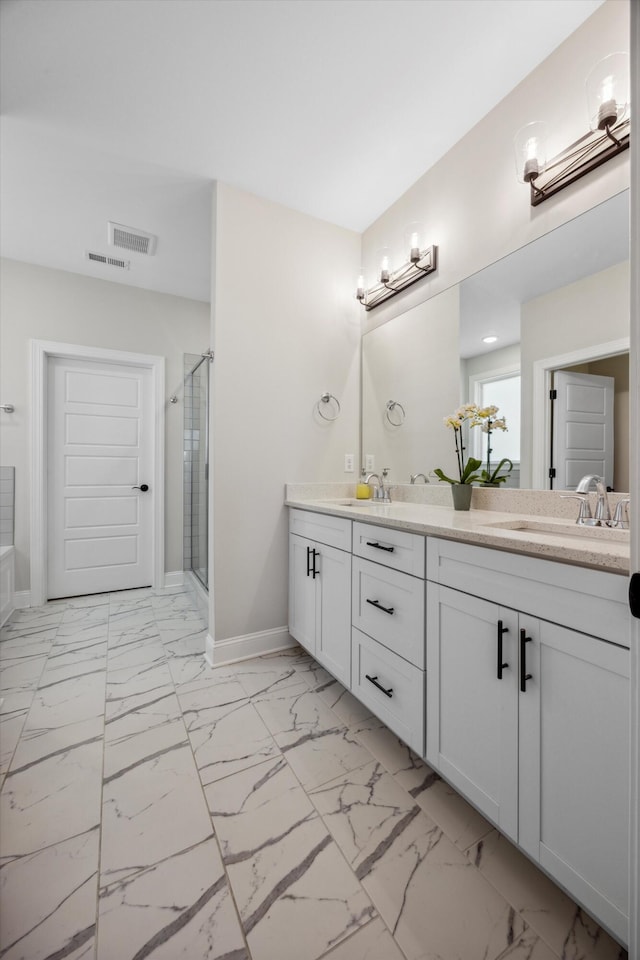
[482,335,498,344]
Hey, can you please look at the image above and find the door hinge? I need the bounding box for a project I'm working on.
[548,468,556,479]
[549,389,557,400]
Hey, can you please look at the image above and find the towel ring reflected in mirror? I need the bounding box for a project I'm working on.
[317,392,341,422]
[385,400,406,426]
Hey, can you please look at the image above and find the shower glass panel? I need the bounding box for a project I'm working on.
[183,353,209,590]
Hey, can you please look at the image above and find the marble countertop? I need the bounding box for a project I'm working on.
[285,496,630,575]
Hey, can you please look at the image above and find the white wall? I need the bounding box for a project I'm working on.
[360,0,630,334]
[362,285,460,483]
[0,258,210,591]
[520,259,629,486]
[211,183,361,642]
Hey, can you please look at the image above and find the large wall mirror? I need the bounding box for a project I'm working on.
[361,190,630,492]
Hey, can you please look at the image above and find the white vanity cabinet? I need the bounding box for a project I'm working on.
[426,537,630,945]
[288,509,352,687]
[351,521,426,754]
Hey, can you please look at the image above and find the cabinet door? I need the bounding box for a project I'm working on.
[519,620,629,945]
[289,534,318,655]
[316,542,351,687]
[426,584,519,840]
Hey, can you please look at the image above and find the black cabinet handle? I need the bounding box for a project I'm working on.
[366,598,395,616]
[311,548,319,579]
[306,545,312,578]
[365,674,393,698]
[520,628,532,692]
[497,620,509,679]
[366,541,395,553]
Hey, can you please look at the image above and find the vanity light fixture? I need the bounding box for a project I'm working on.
[357,229,438,311]
[515,53,630,207]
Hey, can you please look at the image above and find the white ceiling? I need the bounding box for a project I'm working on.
[0,0,604,302]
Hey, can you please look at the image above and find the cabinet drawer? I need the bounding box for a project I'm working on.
[289,508,351,551]
[352,557,425,668]
[351,627,424,754]
[426,537,629,647]
[352,521,425,577]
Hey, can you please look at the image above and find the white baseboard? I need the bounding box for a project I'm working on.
[14,590,32,609]
[205,626,296,667]
[183,570,208,621]
[162,571,184,588]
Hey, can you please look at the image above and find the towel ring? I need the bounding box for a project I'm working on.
[317,392,341,422]
[385,400,405,426]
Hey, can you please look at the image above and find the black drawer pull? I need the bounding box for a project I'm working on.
[497,620,509,680]
[366,541,395,553]
[520,628,532,692]
[365,674,393,698]
[366,598,395,616]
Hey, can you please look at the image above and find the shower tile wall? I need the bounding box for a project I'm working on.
[183,354,199,573]
[0,467,15,547]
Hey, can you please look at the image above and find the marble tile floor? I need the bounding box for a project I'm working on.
[0,586,628,960]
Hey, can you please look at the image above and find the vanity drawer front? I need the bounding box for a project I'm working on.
[426,537,629,647]
[289,508,351,551]
[352,557,425,668]
[351,627,424,754]
[353,521,425,577]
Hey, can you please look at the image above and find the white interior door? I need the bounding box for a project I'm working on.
[47,356,154,599]
[552,370,614,490]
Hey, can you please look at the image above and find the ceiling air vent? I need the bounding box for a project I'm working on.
[86,251,130,270]
[108,221,157,256]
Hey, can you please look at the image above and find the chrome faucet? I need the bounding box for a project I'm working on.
[610,498,630,529]
[410,473,428,484]
[365,472,392,503]
[575,474,611,524]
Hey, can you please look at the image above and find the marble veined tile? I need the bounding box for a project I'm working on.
[406,766,494,852]
[208,756,374,960]
[155,613,207,644]
[255,688,373,791]
[494,927,562,960]
[310,760,422,876]
[60,603,109,628]
[101,719,213,873]
[0,825,98,960]
[2,605,65,633]
[178,681,280,785]
[233,650,310,699]
[0,655,47,694]
[29,665,106,722]
[106,631,165,672]
[98,835,247,960]
[108,587,154,604]
[358,807,526,960]
[150,592,195,614]
[0,694,31,785]
[1,738,104,857]
[105,683,180,742]
[0,631,55,661]
[471,830,628,960]
[315,678,374,727]
[319,916,406,960]
[351,716,428,789]
[166,650,211,687]
[107,607,156,640]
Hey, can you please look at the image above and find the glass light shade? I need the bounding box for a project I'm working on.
[378,247,391,283]
[356,273,365,301]
[514,122,547,184]
[404,221,424,262]
[586,53,629,132]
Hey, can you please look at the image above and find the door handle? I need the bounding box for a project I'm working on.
[520,628,532,692]
[497,620,509,679]
[132,484,149,492]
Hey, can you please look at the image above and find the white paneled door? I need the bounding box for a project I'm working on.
[47,356,154,599]
[552,370,614,490]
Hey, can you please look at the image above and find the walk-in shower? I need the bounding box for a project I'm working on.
[181,351,212,590]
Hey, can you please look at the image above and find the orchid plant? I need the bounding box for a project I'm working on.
[434,403,512,486]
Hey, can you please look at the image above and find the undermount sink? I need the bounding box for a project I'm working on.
[482,518,630,542]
